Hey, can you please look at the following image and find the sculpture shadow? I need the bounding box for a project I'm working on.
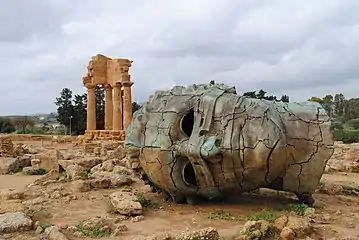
[162,188,300,210]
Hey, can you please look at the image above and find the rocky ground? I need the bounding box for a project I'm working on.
[0,135,359,240]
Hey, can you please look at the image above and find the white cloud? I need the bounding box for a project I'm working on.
[1,0,359,115]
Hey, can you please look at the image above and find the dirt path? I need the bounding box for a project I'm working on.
[323,172,359,184]
[0,174,40,191]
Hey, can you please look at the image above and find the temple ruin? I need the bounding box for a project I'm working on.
[82,54,134,141]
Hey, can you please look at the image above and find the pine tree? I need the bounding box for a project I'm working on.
[72,94,87,134]
[55,88,73,132]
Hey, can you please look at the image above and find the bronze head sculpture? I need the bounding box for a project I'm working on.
[125,83,334,205]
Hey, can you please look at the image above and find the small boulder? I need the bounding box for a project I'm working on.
[58,157,102,172]
[44,226,68,240]
[274,215,289,232]
[70,180,91,192]
[111,175,133,187]
[238,220,271,239]
[32,150,61,172]
[109,191,143,216]
[88,178,112,189]
[286,216,313,238]
[280,227,295,240]
[65,164,88,180]
[81,217,106,232]
[0,212,33,233]
[0,156,31,174]
[91,159,117,172]
[175,227,219,240]
[112,165,133,176]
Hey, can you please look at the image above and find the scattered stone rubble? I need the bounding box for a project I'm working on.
[0,136,15,157]
[326,141,359,173]
[1,136,357,239]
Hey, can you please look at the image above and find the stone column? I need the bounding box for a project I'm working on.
[86,84,96,130]
[123,81,134,130]
[113,83,123,130]
[104,84,113,130]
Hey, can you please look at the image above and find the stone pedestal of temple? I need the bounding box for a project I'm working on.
[84,130,126,141]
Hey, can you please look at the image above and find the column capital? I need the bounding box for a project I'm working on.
[122,81,134,87]
[85,83,96,89]
[104,84,113,90]
[113,83,122,89]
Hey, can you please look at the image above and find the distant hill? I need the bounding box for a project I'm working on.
[0,113,60,127]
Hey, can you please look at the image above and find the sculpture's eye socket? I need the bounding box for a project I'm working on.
[180,108,195,137]
[182,160,198,187]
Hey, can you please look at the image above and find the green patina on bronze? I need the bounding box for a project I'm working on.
[124,83,334,205]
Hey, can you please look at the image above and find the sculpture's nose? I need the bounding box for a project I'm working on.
[200,136,221,159]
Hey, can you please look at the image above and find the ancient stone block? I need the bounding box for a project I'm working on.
[0,212,33,233]
[0,136,14,157]
[109,192,142,216]
[0,157,31,174]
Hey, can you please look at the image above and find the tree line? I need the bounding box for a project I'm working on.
[54,87,142,135]
[2,82,358,144]
[307,93,359,143]
[209,80,290,102]
[0,116,36,134]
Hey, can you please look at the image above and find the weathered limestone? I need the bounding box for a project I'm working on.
[86,84,96,131]
[82,54,134,142]
[104,84,113,130]
[113,83,123,131]
[0,212,33,233]
[123,81,133,130]
[109,191,143,216]
[0,136,14,157]
[125,83,334,205]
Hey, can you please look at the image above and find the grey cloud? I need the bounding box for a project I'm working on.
[1,0,359,115]
[0,0,76,43]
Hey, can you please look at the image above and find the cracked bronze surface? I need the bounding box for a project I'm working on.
[124,83,334,204]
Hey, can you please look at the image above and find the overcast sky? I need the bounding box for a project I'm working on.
[1,0,359,115]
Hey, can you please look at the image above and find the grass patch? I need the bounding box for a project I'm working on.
[135,194,159,209]
[76,221,112,238]
[27,168,47,175]
[87,171,95,179]
[318,179,326,188]
[207,210,242,222]
[247,209,279,223]
[287,203,309,216]
[39,223,53,229]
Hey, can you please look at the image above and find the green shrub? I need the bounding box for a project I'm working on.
[135,194,159,209]
[207,210,241,221]
[287,203,309,216]
[0,117,15,133]
[247,209,279,223]
[333,129,359,143]
[347,119,359,129]
[330,121,344,130]
[26,168,47,175]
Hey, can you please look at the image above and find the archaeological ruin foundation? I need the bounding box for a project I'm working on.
[82,54,134,142]
[124,83,335,205]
